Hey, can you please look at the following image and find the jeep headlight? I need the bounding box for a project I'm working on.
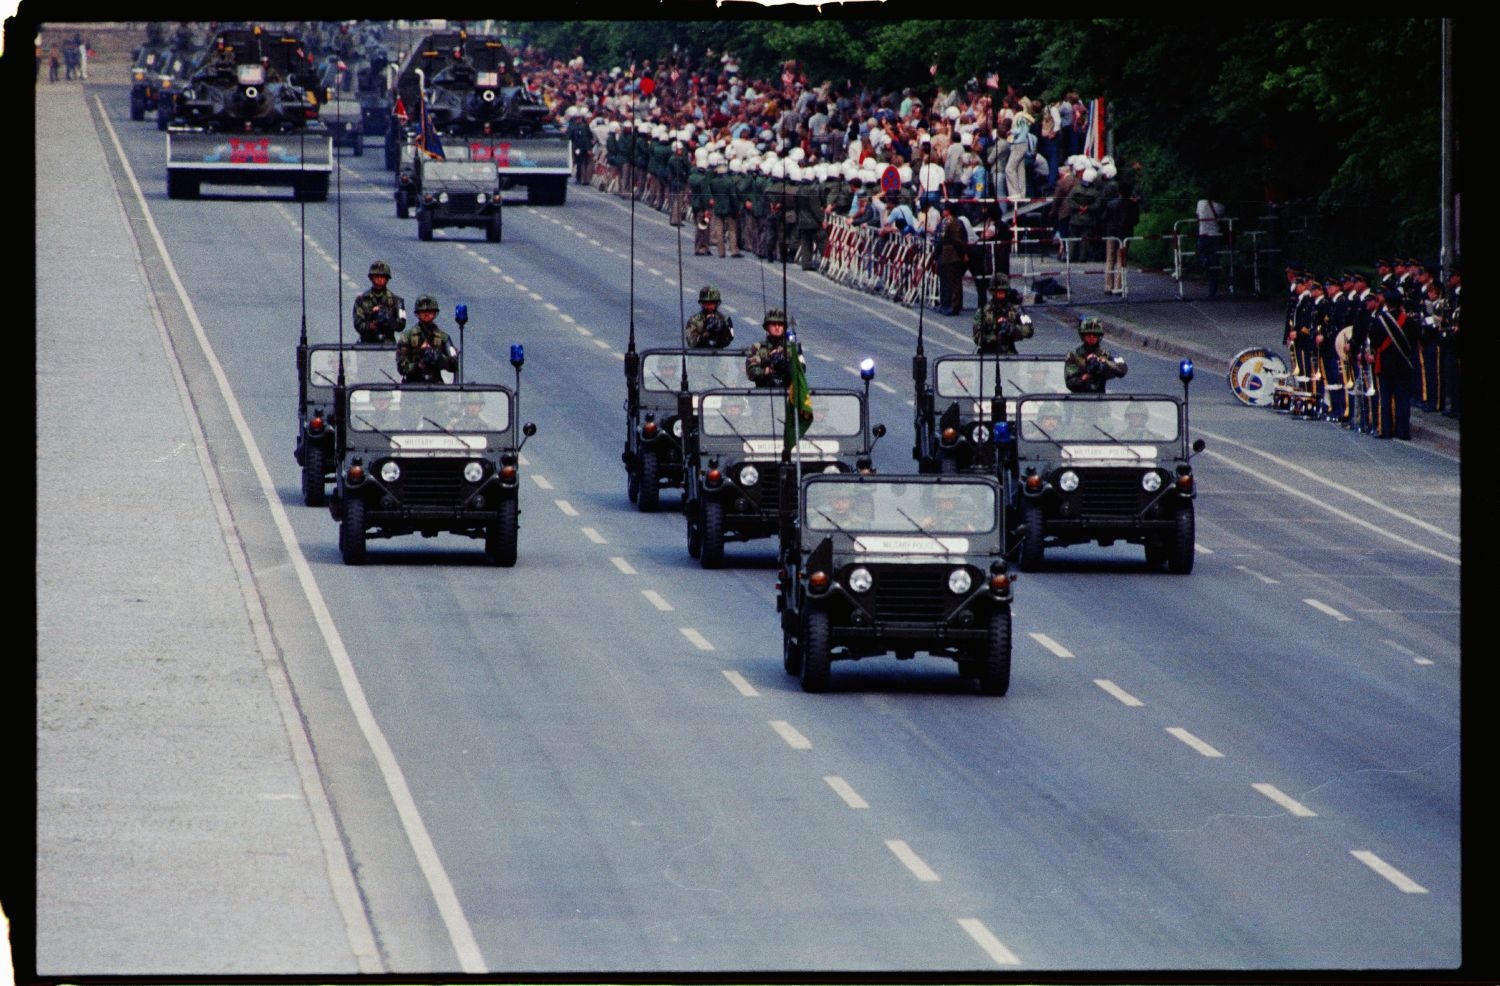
[848,567,873,593]
[438,192,450,204]
[1141,471,1163,492]
[671,419,683,438]
[1058,470,1079,492]
[739,464,759,487]
[948,568,972,594]
[476,192,488,204]
[380,461,401,483]
[464,462,484,483]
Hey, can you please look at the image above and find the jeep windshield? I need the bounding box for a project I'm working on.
[347,387,511,435]
[935,357,1067,401]
[1018,397,1180,445]
[701,391,862,439]
[307,348,398,390]
[805,478,996,536]
[423,161,499,188]
[641,352,751,393]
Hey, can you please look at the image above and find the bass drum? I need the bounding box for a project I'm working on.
[1227,347,1289,407]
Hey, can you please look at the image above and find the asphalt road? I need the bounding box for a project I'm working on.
[37,85,1465,977]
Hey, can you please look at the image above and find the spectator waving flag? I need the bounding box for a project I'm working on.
[784,331,814,451]
[416,88,444,160]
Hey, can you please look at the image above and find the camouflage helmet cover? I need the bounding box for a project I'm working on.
[1078,316,1105,337]
[414,294,440,313]
[991,272,1010,291]
[698,285,722,303]
[368,260,392,279]
[763,307,788,329]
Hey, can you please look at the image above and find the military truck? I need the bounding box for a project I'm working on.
[779,474,1015,694]
[330,383,536,565]
[163,26,332,201]
[128,30,173,121]
[913,353,1068,474]
[684,388,882,568]
[386,30,570,204]
[295,342,400,506]
[1011,374,1205,572]
[412,158,503,242]
[621,348,756,513]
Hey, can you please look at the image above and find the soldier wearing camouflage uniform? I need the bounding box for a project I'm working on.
[971,275,1034,354]
[396,295,459,383]
[352,260,406,344]
[685,286,735,348]
[745,309,801,388]
[1064,317,1128,393]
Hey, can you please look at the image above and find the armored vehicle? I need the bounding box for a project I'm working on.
[330,383,536,565]
[914,353,1068,474]
[128,31,173,121]
[621,347,755,512]
[1011,374,1204,572]
[779,474,1014,694]
[153,31,209,131]
[311,55,365,155]
[684,388,882,568]
[413,158,502,241]
[387,31,570,204]
[295,342,399,506]
[163,26,332,201]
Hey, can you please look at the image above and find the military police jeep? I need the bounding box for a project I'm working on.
[779,474,1014,694]
[684,388,880,568]
[330,383,535,565]
[413,158,503,242]
[914,353,1069,475]
[295,342,400,506]
[622,348,754,513]
[1012,383,1205,573]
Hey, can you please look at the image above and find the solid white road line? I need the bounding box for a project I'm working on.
[1350,851,1428,893]
[679,627,714,650]
[722,670,759,697]
[641,590,673,611]
[1166,727,1225,758]
[824,776,869,808]
[1303,598,1353,621]
[769,720,812,749]
[1094,679,1144,707]
[885,840,940,882]
[957,918,1022,966]
[1029,632,1074,658]
[1252,783,1317,817]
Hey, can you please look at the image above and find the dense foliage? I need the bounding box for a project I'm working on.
[516,17,1451,266]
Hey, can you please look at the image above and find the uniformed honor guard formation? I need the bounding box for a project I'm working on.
[1279,259,1458,438]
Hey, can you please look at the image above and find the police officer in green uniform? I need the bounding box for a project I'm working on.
[971,274,1033,354]
[1064,316,1127,393]
[685,285,734,348]
[352,260,406,344]
[396,295,459,382]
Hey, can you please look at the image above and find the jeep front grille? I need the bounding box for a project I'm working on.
[870,565,949,622]
[394,459,466,506]
[1077,469,1144,515]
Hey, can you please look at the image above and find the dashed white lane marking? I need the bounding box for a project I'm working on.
[609,556,636,574]
[874,381,897,394]
[1350,851,1428,893]
[885,840,940,882]
[769,720,811,749]
[722,670,759,697]
[1029,633,1074,658]
[1252,783,1317,817]
[594,339,612,350]
[543,302,559,312]
[1166,727,1224,758]
[680,628,714,651]
[589,238,601,246]
[528,291,543,301]
[814,352,834,362]
[1304,598,1353,622]
[531,475,553,490]
[957,918,1022,966]
[488,265,501,274]
[554,499,579,517]
[1094,679,1144,706]
[581,527,606,544]
[824,776,868,808]
[575,326,593,336]
[513,282,529,292]
[559,313,576,323]
[648,267,662,276]
[642,590,673,611]
[501,274,515,283]
[1381,639,1434,666]
[1235,564,1279,584]
[518,452,530,466]
[1196,544,1213,554]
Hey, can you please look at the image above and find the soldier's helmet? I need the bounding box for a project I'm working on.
[991,272,1011,293]
[369,260,392,279]
[699,285,722,304]
[763,308,788,331]
[414,294,440,313]
[1078,316,1105,338]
